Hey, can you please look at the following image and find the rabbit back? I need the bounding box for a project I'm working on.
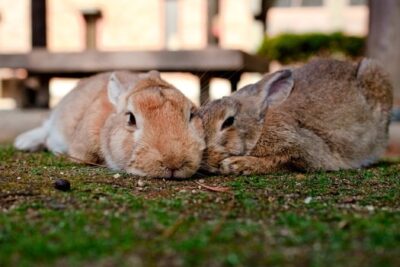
[251,59,392,170]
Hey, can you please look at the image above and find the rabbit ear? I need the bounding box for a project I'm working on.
[147,70,161,78]
[356,58,382,80]
[108,72,125,106]
[234,70,294,118]
[139,70,161,80]
[259,70,294,108]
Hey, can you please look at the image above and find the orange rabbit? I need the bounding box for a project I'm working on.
[15,71,205,178]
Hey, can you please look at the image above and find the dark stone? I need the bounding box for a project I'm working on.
[54,179,71,192]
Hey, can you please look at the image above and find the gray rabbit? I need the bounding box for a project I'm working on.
[199,58,393,175]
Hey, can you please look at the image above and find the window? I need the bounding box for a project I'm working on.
[274,0,291,7]
[349,0,367,6]
[164,0,178,49]
[301,0,323,7]
[273,0,324,7]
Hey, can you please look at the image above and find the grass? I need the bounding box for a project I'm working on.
[1,145,400,266]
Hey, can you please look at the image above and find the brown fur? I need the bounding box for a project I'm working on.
[199,58,393,175]
[15,71,205,178]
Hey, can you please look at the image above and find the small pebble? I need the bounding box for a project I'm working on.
[191,189,197,194]
[17,176,21,180]
[113,173,121,179]
[54,179,71,192]
[137,179,145,187]
[198,179,205,183]
[304,196,312,204]
[366,205,375,212]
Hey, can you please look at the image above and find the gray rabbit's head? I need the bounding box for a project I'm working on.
[198,70,294,173]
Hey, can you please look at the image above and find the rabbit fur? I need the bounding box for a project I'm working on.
[15,71,205,178]
[199,58,393,175]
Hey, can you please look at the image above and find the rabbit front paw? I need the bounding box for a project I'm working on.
[219,156,253,175]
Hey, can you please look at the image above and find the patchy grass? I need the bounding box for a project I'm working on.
[1,145,400,267]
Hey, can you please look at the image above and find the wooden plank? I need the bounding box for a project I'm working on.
[0,54,29,68]
[0,49,269,76]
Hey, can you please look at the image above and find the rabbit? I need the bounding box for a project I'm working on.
[14,70,205,178]
[198,58,393,175]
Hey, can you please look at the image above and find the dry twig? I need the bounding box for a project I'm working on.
[55,152,106,168]
[195,181,231,193]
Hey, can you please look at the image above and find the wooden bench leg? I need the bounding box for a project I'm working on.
[23,76,50,108]
[36,76,50,108]
[230,72,241,93]
[199,73,211,105]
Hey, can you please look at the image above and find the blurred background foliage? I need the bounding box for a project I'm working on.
[258,32,365,64]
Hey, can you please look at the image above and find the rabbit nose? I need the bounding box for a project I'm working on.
[169,169,178,178]
[164,156,184,171]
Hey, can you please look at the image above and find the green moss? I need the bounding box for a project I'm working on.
[1,145,400,266]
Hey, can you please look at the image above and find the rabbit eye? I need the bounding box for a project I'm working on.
[221,116,235,130]
[189,112,195,121]
[189,106,197,121]
[126,112,136,126]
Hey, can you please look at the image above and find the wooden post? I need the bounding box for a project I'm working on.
[368,0,400,106]
[30,0,50,108]
[254,0,273,33]
[31,0,47,47]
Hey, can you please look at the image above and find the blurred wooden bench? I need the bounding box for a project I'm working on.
[0,0,270,107]
[0,49,269,106]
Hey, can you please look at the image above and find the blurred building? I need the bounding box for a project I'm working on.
[0,0,368,108]
[269,0,368,36]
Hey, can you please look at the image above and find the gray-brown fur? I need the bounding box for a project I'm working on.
[199,58,393,175]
